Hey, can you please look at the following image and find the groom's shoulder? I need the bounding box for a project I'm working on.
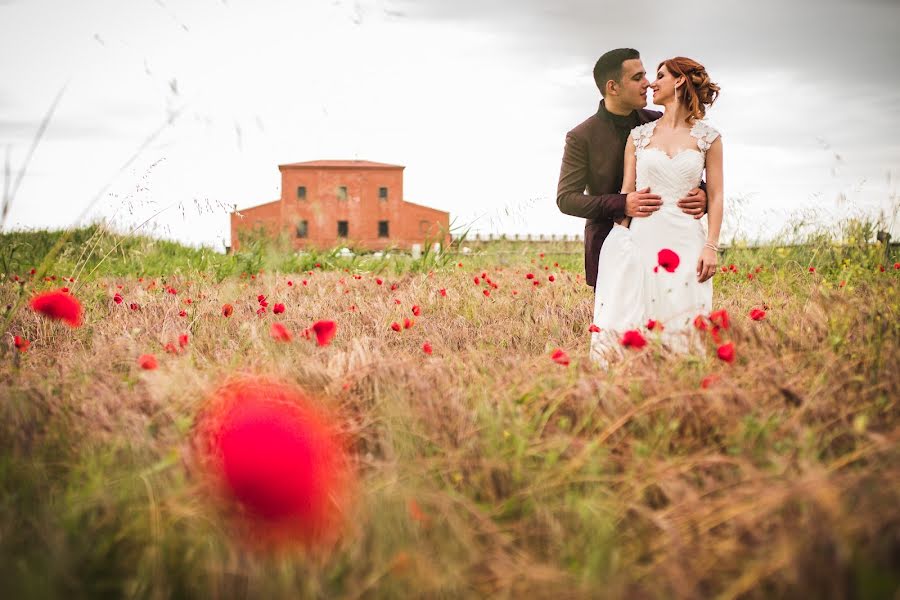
[638,108,663,123]
[566,113,603,139]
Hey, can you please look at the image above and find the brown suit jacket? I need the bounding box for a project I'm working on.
[557,100,661,287]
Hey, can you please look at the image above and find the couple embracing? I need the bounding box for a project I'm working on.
[557,48,723,366]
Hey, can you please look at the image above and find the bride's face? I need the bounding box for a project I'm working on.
[650,65,684,105]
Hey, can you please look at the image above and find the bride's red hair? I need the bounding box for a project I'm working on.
[658,57,720,124]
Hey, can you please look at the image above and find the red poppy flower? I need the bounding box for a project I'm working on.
[894,262,900,270]
[646,319,664,331]
[717,342,735,363]
[839,281,846,287]
[808,266,815,273]
[375,278,383,285]
[700,374,718,389]
[302,280,308,286]
[273,303,285,315]
[589,324,601,333]
[394,299,401,305]
[164,342,180,355]
[287,280,293,286]
[747,273,754,280]
[749,308,766,321]
[657,249,680,273]
[311,320,337,347]
[422,342,433,355]
[390,283,399,291]
[548,275,555,282]
[30,289,82,327]
[113,292,123,304]
[473,277,480,285]
[270,322,292,342]
[256,306,267,317]
[550,348,570,366]
[439,288,447,297]
[192,377,353,546]
[167,286,178,295]
[403,317,414,329]
[130,302,140,311]
[222,304,234,317]
[483,289,491,297]
[411,305,421,316]
[525,273,534,279]
[710,325,722,344]
[390,322,402,332]
[14,336,30,353]
[709,309,730,330]
[138,353,158,370]
[179,310,187,317]
[179,333,189,348]
[620,329,647,349]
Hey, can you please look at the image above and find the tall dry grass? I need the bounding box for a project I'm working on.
[0,231,898,599]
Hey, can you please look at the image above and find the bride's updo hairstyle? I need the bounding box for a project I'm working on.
[658,57,720,124]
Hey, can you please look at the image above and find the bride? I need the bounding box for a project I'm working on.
[590,57,723,364]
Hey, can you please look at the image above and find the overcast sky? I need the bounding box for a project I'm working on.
[1,0,898,250]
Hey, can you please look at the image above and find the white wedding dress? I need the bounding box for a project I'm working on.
[590,119,721,365]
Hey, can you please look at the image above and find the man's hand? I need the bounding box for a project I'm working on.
[677,187,707,219]
[625,187,662,218]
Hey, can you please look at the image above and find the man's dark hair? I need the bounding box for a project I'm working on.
[593,48,640,97]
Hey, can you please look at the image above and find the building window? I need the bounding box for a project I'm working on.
[378,187,388,201]
[378,220,389,238]
[337,186,348,201]
[337,220,348,237]
[297,186,306,200]
[296,220,308,238]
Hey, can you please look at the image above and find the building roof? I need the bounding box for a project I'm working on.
[279,159,404,170]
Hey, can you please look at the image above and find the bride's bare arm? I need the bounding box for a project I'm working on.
[617,137,637,226]
[621,136,637,195]
[697,137,723,282]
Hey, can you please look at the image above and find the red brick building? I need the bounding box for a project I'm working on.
[229,160,450,252]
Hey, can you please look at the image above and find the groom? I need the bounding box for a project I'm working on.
[557,48,707,288]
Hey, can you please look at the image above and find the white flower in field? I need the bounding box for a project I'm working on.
[462,247,472,255]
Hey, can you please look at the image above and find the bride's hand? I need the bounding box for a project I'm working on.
[697,247,718,283]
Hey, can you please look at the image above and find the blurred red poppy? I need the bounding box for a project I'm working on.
[14,336,30,353]
[550,348,570,366]
[422,342,433,355]
[138,353,158,370]
[749,308,766,321]
[30,289,82,327]
[657,249,680,273]
[270,323,292,342]
[717,342,735,363]
[620,330,647,349]
[311,320,337,347]
[223,304,234,317]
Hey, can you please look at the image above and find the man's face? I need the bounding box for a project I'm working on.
[613,58,650,109]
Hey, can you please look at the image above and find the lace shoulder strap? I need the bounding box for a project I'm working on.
[630,120,657,151]
[690,120,721,152]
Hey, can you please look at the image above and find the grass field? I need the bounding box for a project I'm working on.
[1,224,899,599]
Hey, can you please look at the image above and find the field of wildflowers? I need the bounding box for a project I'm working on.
[1,224,898,598]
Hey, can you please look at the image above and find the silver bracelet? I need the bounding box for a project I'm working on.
[704,242,719,252]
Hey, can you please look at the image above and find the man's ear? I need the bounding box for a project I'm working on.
[606,79,617,97]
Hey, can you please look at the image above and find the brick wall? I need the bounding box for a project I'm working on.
[230,162,450,252]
